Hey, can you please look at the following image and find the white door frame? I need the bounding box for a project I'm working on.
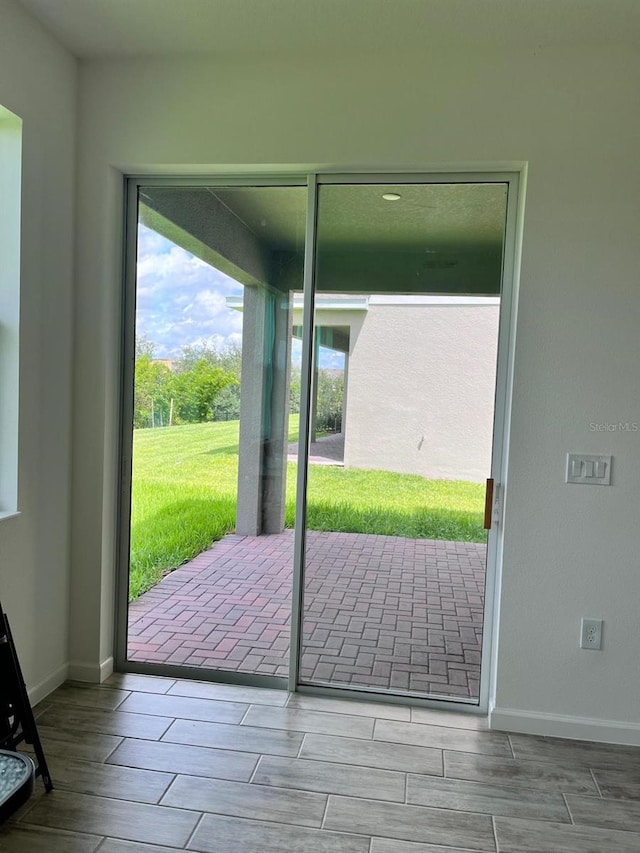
[117,168,525,715]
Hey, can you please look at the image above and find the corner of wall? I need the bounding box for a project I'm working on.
[67,656,115,684]
[27,663,69,706]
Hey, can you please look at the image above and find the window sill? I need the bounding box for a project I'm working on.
[0,510,20,523]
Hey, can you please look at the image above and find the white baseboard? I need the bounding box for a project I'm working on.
[27,663,68,705]
[67,656,114,684]
[490,706,640,746]
[100,656,114,682]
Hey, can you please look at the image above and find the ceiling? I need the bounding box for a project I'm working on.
[17,0,640,59]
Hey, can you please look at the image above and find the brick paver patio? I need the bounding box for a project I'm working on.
[128,531,486,700]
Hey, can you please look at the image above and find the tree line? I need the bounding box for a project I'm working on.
[134,339,241,428]
[134,338,344,432]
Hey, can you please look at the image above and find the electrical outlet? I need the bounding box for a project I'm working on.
[580,618,602,650]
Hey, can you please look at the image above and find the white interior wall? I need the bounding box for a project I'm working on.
[0,0,76,700]
[72,45,640,741]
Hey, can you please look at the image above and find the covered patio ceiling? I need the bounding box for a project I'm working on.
[139,181,508,296]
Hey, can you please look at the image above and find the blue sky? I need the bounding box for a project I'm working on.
[136,224,344,369]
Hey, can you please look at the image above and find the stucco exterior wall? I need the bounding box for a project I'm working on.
[344,298,499,483]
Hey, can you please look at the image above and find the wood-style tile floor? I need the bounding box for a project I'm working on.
[3,674,640,851]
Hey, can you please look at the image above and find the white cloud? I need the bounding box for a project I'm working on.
[289,339,344,370]
[134,224,344,367]
[135,224,243,358]
[192,289,229,316]
[319,347,346,369]
[137,226,170,258]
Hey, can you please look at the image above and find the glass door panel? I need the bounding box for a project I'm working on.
[298,182,508,700]
[124,184,306,682]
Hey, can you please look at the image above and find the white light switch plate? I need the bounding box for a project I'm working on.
[566,454,612,485]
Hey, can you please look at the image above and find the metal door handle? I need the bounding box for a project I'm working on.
[484,478,494,530]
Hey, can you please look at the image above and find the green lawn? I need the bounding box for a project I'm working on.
[129,418,486,599]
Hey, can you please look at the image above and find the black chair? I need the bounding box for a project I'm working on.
[0,601,52,810]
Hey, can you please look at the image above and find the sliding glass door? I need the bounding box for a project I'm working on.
[119,174,513,706]
[295,180,508,701]
[119,183,306,685]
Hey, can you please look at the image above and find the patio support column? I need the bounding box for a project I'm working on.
[262,292,292,533]
[236,285,292,536]
[236,285,268,536]
[341,347,350,465]
[310,327,320,443]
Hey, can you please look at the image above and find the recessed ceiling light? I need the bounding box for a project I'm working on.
[382,193,401,201]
